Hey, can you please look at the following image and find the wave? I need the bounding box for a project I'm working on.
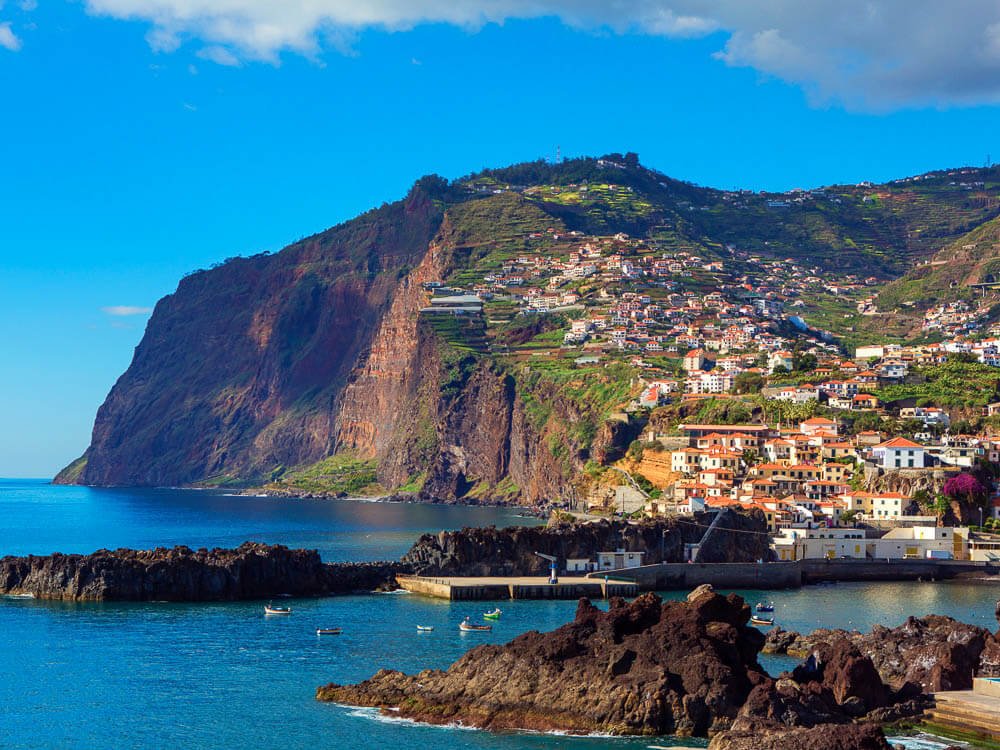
[336,705,706,744]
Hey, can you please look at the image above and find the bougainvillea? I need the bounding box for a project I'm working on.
[942,472,986,501]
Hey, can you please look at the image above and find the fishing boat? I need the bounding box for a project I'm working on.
[416,625,434,632]
[750,615,774,626]
[483,608,502,620]
[459,617,492,632]
[316,627,342,635]
[755,602,775,613]
[264,602,292,615]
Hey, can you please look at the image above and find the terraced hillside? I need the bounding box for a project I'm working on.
[57,155,1000,501]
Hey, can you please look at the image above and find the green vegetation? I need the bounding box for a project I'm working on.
[270,454,381,496]
[875,358,1000,408]
[52,453,88,484]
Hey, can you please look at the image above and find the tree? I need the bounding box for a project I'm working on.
[734,372,764,395]
[943,473,987,502]
[792,352,818,372]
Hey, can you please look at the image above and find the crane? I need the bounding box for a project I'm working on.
[534,552,559,584]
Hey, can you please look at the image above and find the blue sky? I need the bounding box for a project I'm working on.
[3,1,1000,477]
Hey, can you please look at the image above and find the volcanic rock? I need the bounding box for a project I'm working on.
[402,510,770,577]
[708,723,891,750]
[763,615,998,691]
[318,589,768,736]
[0,542,405,601]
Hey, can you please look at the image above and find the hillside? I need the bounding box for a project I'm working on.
[867,213,1000,337]
[56,155,1000,502]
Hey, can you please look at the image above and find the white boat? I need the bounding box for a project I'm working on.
[750,615,774,626]
[459,617,491,632]
[2,593,35,599]
[416,625,434,632]
[264,603,292,615]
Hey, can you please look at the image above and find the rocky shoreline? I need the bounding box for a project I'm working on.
[0,543,407,601]
[317,585,944,748]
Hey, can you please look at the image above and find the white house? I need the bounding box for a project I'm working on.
[596,550,645,570]
[872,437,926,469]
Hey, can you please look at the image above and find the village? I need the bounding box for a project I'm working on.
[419,186,1000,569]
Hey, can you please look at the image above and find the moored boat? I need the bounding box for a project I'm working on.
[316,627,342,635]
[483,608,502,620]
[416,625,434,632]
[264,602,292,615]
[750,615,774,626]
[755,602,774,613]
[459,617,491,632]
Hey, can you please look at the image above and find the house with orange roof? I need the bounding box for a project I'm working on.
[820,442,856,461]
[872,437,927,469]
[799,417,839,436]
[852,393,879,410]
[768,350,794,373]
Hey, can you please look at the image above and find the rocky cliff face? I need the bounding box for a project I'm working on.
[0,543,404,600]
[401,511,770,576]
[57,180,616,502]
[62,186,444,487]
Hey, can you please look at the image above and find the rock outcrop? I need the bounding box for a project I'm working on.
[708,723,891,750]
[0,543,405,601]
[318,585,954,746]
[764,614,1000,691]
[318,587,769,736]
[402,510,770,576]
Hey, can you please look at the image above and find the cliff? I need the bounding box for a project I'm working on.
[318,585,915,746]
[401,510,771,576]
[0,543,404,601]
[57,156,1000,496]
[64,184,444,487]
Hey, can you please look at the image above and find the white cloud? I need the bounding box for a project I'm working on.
[197,45,240,66]
[79,1,1000,109]
[0,21,21,51]
[19,0,38,11]
[102,305,153,316]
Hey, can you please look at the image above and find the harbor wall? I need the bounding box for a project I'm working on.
[589,559,1000,591]
[606,562,801,590]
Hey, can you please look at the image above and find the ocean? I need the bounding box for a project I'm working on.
[0,479,994,749]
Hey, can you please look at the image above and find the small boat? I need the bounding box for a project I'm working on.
[416,625,434,632]
[264,602,292,615]
[459,617,492,632]
[750,615,774,626]
[755,602,775,613]
[316,628,342,636]
[483,608,502,620]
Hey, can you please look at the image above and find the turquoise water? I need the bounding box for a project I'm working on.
[1,480,995,750]
[0,478,544,561]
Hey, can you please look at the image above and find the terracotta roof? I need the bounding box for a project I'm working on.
[876,437,925,449]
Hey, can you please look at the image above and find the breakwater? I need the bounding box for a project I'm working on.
[396,574,638,600]
[0,542,407,601]
[583,558,1000,591]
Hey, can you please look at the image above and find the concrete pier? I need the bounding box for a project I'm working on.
[925,684,1000,743]
[396,575,639,601]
